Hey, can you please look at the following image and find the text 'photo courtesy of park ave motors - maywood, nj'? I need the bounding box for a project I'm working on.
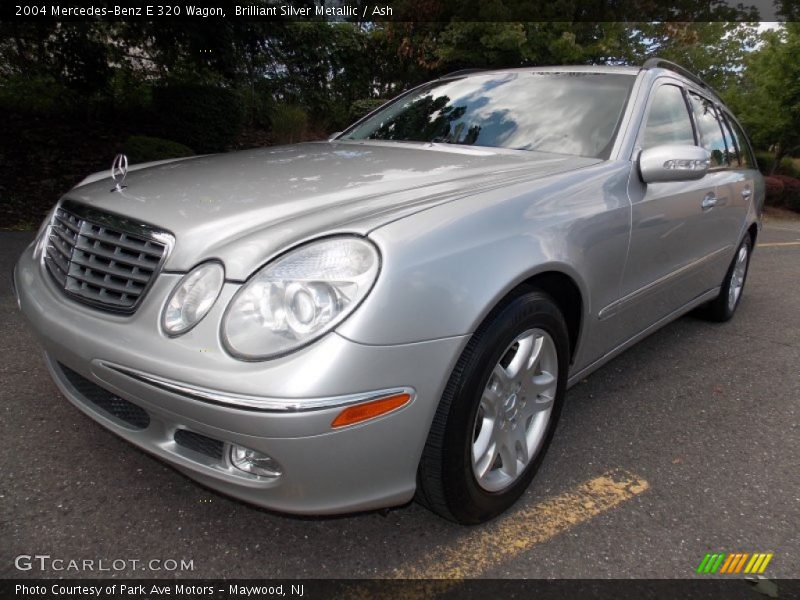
[14,583,305,597]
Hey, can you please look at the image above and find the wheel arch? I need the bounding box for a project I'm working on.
[477,268,586,366]
[521,271,583,365]
[747,221,758,247]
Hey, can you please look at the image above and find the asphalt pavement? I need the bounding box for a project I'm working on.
[1,218,798,580]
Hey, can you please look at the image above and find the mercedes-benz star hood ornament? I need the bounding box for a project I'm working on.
[110,153,128,192]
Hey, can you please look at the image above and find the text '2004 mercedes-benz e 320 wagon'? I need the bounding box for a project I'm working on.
[14,59,762,523]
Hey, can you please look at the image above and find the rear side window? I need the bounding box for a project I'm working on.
[717,115,740,167]
[642,85,695,149]
[724,114,755,169]
[688,92,728,168]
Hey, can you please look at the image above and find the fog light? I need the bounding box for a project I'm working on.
[230,445,282,478]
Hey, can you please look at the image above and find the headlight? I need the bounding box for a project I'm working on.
[222,236,380,360]
[162,262,225,335]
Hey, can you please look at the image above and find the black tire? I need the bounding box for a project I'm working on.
[697,236,753,322]
[416,289,569,524]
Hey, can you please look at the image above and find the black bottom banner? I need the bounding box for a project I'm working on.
[2,578,798,600]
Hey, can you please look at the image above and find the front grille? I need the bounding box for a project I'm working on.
[58,363,150,430]
[44,201,170,313]
[174,429,225,460]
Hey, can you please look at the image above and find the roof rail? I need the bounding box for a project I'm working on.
[642,58,720,99]
[438,68,486,79]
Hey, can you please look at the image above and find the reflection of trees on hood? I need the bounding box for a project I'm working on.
[370,95,477,144]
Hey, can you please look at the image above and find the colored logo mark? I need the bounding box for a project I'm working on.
[696,553,773,574]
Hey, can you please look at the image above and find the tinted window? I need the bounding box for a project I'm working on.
[725,114,755,169]
[342,73,635,159]
[688,92,728,167]
[642,85,695,149]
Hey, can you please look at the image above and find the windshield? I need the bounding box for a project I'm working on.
[341,72,635,159]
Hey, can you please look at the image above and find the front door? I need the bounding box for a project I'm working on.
[613,81,719,344]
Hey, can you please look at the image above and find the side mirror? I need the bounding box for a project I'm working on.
[639,144,710,183]
[328,131,342,141]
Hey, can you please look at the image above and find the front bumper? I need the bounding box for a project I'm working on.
[14,242,468,514]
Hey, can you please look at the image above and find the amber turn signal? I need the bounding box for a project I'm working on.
[331,393,411,428]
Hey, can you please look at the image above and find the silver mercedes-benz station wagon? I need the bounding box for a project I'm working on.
[13,60,762,523]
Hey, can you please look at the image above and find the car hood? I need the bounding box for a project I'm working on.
[65,141,600,279]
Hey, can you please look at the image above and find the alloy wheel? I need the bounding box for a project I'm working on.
[728,244,749,311]
[471,328,558,492]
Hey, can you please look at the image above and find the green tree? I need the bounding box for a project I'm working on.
[637,22,760,91]
[410,22,647,73]
[726,24,800,169]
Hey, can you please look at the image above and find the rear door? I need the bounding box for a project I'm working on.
[721,110,759,232]
[685,91,749,287]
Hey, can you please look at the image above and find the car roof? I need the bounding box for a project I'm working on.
[439,65,642,79]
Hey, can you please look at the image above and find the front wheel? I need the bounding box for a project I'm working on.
[416,290,569,524]
[698,236,752,322]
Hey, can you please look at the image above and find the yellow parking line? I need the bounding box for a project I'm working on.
[394,470,649,579]
[758,241,800,247]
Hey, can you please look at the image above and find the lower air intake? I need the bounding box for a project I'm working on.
[174,429,225,460]
[58,363,150,430]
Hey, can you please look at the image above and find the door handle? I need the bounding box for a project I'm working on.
[701,193,718,210]
[741,187,752,198]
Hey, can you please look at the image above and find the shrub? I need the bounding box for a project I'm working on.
[242,81,277,129]
[270,105,308,144]
[764,176,785,206]
[122,135,194,164]
[349,98,387,123]
[754,151,800,177]
[0,75,79,116]
[153,84,244,153]
[772,175,800,212]
[778,157,800,178]
[755,150,774,175]
[109,72,154,123]
[788,193,800,213]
